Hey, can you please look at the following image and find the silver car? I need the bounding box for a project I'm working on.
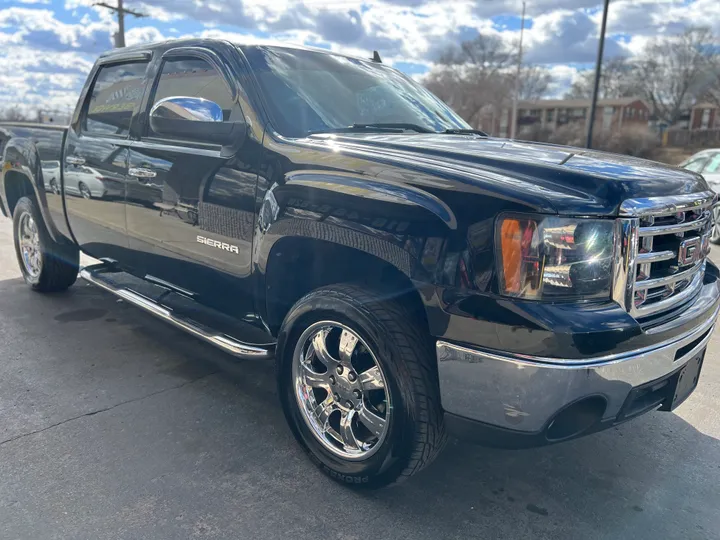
[679,149,720,243]
[40,160,61,195]
[64,164,124,200]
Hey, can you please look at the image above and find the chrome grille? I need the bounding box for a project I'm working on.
[613,191,716,318]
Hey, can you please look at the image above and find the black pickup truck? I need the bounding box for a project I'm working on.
[2,39,719,488]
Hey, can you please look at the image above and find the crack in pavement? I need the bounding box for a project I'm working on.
[0,371,220,448]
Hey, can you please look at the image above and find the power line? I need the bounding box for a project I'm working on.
[94,0,146,48]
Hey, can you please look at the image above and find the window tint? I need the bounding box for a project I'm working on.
[703,153,720,174]
[149,57,239,138]
[84,62,148,136]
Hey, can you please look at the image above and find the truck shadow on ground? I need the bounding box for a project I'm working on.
[2,277,719,539]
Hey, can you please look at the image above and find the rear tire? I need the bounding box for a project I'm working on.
[12,196,79,292]
[79,182,92,199]
[277,284,446,489]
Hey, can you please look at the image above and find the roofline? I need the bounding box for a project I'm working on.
[97,38,381,65]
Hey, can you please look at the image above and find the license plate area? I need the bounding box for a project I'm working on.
[666,349,705,411]
[617,348,705,420]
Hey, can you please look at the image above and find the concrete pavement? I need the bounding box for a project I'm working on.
[1,217,720,539]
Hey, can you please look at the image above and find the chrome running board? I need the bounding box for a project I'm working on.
[80,266,273,360]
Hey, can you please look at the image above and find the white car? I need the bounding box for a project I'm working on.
[40,160,61,195]
[64,164,124,200]
[679,149,720,243]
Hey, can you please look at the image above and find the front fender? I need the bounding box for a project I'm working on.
[253,169,459,282]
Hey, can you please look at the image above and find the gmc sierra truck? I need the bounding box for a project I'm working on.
[2,39,719,488]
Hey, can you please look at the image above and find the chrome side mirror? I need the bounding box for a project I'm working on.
[150,96,224,123]
[149,96,245,146]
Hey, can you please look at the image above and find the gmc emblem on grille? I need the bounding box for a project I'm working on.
[678,237,701,266]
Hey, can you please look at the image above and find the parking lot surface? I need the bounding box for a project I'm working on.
[1,218,720,540]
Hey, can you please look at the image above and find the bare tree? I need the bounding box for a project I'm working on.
[0,107,28,122]
[427,34,551,131]
[438,34,517,75]
[636,26,720,125]
[696,71,720,110]
[564,57,641,99]
[519,64,553,101]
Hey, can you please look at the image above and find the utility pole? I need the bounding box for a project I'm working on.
[510,0,526,140]
[94,0,145,48]
[586,0,610,149]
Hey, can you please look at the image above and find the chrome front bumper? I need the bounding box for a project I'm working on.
[437,294,720,436]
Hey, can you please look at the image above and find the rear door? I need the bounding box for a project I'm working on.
[64,57,150,265]
[125,48,259,319]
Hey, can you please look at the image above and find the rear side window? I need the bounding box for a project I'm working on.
[84,61,149,136]
[148,57,240,138]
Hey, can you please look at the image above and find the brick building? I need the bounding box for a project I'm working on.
[690,102,718,130]
[491,97,651,138]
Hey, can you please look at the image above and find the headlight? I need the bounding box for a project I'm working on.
[496,215,616,300]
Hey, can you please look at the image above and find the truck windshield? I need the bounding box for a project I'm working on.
[240,45,471,138]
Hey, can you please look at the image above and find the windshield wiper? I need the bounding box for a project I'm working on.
[307,124,478,136]
[443,128,488,136]
[307,125,403,135]
[351,123,434,133]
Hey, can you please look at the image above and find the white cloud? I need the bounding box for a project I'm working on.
[125,25,166,46]
[0,7,112,53]
[0,0,717,115]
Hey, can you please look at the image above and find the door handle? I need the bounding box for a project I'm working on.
[129,167,157,179]
[66,155,85,166]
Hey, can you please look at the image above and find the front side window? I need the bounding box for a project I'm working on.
[149,56,240,139]
[703,153,720,174]
[84,61,148,136]
[241,45,470,137]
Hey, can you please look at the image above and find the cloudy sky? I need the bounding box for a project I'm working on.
[1,0,718,117]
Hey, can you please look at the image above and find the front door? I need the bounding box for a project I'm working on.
[64,59,149,265]
[125,52,258,320]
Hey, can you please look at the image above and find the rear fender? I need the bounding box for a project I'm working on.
[1,138,61,242]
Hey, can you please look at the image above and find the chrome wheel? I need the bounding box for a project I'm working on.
[79,183,91,199]
[293,321,391,460]
[711,206,720,244]
[17,212,42,278]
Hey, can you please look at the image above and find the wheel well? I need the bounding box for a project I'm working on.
[265,238,430,337]
[4,170,35,216]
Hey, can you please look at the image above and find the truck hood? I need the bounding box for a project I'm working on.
[305,133,708,215]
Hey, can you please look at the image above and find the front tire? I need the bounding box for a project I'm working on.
[12,196,79,292]
[277,284,446,488]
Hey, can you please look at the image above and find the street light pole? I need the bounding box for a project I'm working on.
[509,0,526,140]
[586,0,610,149]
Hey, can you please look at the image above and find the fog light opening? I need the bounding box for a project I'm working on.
[546,396,607,442]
